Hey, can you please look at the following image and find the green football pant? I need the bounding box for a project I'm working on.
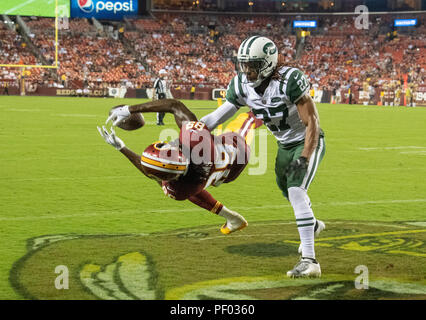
[275,137,326,199]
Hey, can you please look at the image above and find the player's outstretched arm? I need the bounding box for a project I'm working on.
[107,99,197,128]
[97,126,154,181]
[200,101,239,131]
[119,147,155,181]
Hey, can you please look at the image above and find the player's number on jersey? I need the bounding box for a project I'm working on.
[186,121,206,131]
[293,72,309,93]
[252,104,290,132]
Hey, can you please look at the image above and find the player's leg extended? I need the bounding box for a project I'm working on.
[188,190,247,234]
[275,138,325,277]
[223,111,263,145]
[287,137,325,269]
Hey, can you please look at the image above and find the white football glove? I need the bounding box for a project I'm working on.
[106,105,131,126]
[97,126,125,150]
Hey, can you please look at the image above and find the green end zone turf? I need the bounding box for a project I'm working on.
[0,96,425,299]
[11,221,426,300]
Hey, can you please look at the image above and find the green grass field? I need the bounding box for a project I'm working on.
[0,0,69,17]
[0,96,425,300]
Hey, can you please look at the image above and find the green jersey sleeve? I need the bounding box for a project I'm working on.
[226,75,246,107]
[285,69,310,104]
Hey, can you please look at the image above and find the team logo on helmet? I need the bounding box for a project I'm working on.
[263,42,277,55]
[77,0,94,13]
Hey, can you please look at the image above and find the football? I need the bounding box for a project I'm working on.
[110,105,145,131]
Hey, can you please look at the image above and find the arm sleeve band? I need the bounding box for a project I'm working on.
[200,101,239,131]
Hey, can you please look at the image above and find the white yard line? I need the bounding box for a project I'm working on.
[400,151,426,155]
[5,108,41,112]
[53,113,100,118]
[5,0,36,14]
[0,175,138,182]
[3,167,426,179]
[0,199,425,222]
[359,146,426,151]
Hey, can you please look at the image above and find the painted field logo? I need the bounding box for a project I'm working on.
[10,221,426,300]
[80,252,156,300]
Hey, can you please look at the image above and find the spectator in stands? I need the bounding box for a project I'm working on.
[1,14,424,97]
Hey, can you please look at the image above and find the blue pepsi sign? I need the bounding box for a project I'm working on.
[71,0,138,20]
[394,19,417,27]
[293,21,317,28]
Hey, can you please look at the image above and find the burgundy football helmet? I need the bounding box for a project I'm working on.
[141,141,189,181]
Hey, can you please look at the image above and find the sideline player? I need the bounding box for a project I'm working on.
[99,99,262,235]
[199,36,326,278]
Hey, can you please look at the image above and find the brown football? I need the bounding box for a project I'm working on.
[110,105,145,131]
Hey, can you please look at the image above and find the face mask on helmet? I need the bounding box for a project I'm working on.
[238,60,268,87]
[237,36,278,88]
[141,141,189,182]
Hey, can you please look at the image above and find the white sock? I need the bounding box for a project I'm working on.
[218,206,242,223]
[288,187,316,259]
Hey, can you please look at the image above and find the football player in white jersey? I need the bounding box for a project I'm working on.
[200,36,326,278]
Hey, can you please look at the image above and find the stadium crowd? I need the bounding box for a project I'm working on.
[0,13,424,99]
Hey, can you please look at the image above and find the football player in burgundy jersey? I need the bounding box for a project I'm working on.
[98,99,262,234]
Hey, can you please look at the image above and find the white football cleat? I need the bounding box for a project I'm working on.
[286,258,321,278]
[298,219,325,254]
[220,213,248,235]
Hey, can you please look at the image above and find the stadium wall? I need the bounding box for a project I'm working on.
[0,86,213,100]
[1,86,425,106]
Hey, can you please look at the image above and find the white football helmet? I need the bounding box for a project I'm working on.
[237,36,278,88]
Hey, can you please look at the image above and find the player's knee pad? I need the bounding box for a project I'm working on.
[288,187,311,213]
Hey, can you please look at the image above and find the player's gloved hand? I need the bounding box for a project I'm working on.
[286,156,308,180]
[106,105,130,126]
[97,126,125,150]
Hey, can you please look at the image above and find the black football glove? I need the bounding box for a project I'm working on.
[286,156,308,180]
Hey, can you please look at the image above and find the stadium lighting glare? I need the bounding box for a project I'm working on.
[248,1,254,6]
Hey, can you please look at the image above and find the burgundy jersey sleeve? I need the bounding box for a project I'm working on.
[179,121,215,165]
[162,178,205,201]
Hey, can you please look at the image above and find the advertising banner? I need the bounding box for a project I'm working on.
[70,0,138,20]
